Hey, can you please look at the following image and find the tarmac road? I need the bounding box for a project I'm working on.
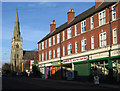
[2,77,118,90]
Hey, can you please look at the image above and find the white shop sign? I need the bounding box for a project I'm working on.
[45,63,52,67]
[63,56,88,64]
[111,50,120,56]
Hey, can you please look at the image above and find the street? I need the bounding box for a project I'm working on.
[2,77,119,90]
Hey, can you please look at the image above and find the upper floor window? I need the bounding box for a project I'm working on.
[53,36,55,45]
[45,40,47,48]
[91,36,94,49]
[75,24,77,36]
[67,27,71,39]
[91,16,94,29]
[99,32,106,47]
[39,43,41,50]
[99,10,106,26]
[81,20,86,33]
[112,5,116,21]
[39,54,41,61]
[53,50,55,58]
[63,46,65,56]
[49,50,51,59]
[46,52,47,60]
[42,42,44,50]
[81,39,86,52]
[67,44,72,55]
[57,47,60,57]
[63,31,65,41]
[57,33,60,43]
[49,38,51,47]
[75,42,78,53]
[42,53,44,61]
[113,28,117,44]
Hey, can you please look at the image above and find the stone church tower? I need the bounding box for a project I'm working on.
[10,9,23,72]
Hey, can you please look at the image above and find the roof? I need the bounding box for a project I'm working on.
[38,2,116,44]
[23,51,38,60]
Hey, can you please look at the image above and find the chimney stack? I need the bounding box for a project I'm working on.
[50,20,56,34]
[67,9,75,24]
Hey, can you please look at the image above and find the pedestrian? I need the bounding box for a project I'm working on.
[27,71,30,77]
[94,66,99,86]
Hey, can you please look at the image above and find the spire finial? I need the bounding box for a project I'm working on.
[15,8,19,22]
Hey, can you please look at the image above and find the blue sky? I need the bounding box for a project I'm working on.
[2,2,95,65]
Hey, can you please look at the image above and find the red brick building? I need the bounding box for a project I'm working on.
[38,1,120,82]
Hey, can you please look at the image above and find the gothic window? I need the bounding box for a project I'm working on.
[16,44,19,48]
[17,54,19,59]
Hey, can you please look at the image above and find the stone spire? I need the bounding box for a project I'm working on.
[13,8,20,40]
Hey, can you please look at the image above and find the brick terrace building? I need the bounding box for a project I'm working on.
[38,1,120,82]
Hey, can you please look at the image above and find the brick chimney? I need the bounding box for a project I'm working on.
[50,20,56,34]
[67,9,75,24]
[95,0,104,8]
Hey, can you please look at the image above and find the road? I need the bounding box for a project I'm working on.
[1,77,117,90]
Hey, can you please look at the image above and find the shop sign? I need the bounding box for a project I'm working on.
[52,61,61,65]
[63,56,88,64]
[45,63,52,67]
[111,50,120,56]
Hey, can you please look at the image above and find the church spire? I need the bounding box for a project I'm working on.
[13,8,20,40]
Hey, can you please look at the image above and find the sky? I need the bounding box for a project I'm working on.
[1,2,95,66]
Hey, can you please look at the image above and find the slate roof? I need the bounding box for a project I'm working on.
[38,2,116,44]
[23,51,38,60]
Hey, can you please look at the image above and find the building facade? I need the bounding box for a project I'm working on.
[38,1,120,82]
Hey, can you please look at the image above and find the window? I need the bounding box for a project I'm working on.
[91,16,94,29]
[112,5,116,21]
[75,42,77,53]
[81,39,86,51]
[39,43,41,50]
[57,33,60,43]
[17,54,19,58]
[99,10,106,26]
[53,50,55,58]
[75,24,77,36]
[42,53,44,61]
[53,36,55,45]
[67,27,71,39]
[57,48,60,57]
[45,40,47,48]
[99,32,106,47]
[42,42,44,50]
[46,52,47,60]
[67,44,72,55]
[49,50,51,59]
[113,28,117,44]
[39,54,41,61]
[91,36,94,49]
[63,31,65,41]
[16,44,19,48]
[49,38,51,47]
[81,20,86,33]
[63,46,65,56]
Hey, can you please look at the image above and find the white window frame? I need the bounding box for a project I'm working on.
[67,27,71,39]
[53,50,55,58]
[39,43,41,50]
[53,36,55,45]
[113,28,117,44]
[75,42,77,53]
[42,42,44,50]
[91,36,94,49]
[81,20,86,33]
[57,47,60,57]
[45,40,47,48]
[99,32,106,47]
[91,16,94,29]
[42,53,44,61]
[63,31,65,41]
[49,38,51,47]
[75,24,77,36]
[63,46,65,56]
[39,54,41,61]
[57,33,60,43]
[112,5,116,21]
[67,44,72,55]
[49,50,51,59]
[81,39,86,52]
[99,10,106,26]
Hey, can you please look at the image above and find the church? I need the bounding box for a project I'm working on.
[10,9,38,72]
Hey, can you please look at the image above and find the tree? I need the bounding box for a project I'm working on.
[2,63,11,72]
